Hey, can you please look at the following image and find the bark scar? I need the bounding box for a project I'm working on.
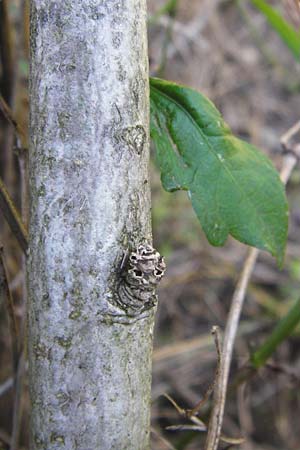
[116,243,166,316]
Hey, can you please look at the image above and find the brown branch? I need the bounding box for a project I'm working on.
[163,327,244,445]
[10,352,26,450]
[188,326,222,417]
[0,0,15,103]
[0,94,27,145]
[204,122,299,450]
[0,248,19,373]
[280,120,300,149]
[204,248,259,450]
[0,177,28,253]
[0,0,18,190]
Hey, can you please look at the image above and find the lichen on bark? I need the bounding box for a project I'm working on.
[28,1,156,449]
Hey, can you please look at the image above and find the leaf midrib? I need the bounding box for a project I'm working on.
[150,84,274,251]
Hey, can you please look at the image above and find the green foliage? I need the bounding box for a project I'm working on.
[150,77,288,265]
[251,0,300,60]
[251,298,300,368]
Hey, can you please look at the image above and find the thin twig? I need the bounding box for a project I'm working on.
[10,261,28,450]
[0,177,28,253]
[0,1,15,103]
[212,326,222,363]
[0,0,18,190]
[189,326,222,417]
[4,13,29,444]
[0,247,19,372]
[280,120,300,148]
[204,122,300,450]
[205,248,259,450]
[163,327,243,445]
[0,94,26,143]
[18,147,29,227]
[0,377,14,397]
[9,313,27,450]
[0,247,26,450]
[10,351,26,450]
[162,327,222,423]
[151,427,177,450]
[10,252,28,450]
[153,321,261,364]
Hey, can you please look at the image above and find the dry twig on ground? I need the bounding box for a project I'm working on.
[205,121,300,450]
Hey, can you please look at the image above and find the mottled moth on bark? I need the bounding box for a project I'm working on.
[117,243,166,316]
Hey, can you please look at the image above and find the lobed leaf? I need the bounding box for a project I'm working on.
[150,77,288,265]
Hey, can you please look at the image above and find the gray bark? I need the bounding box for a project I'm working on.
[28,1,158,449]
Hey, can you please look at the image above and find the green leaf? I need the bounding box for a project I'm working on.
[251,0,300,61]
[150,77,288,265]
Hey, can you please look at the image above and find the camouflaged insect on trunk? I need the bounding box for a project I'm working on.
[118,243,166,315]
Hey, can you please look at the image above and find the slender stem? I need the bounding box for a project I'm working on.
[189,327,222,417]
[0,377,14,397]
[0,248,26,450]
[251,298,300,368]
[0,247,19,372]
[204,247,259,450]
[0,0,15,103]
[0,177,28,253]
[0,0,18,190]
[204,149,298,450]
[281,120,300,149]
[0,94,26,142]
[10,352,26,450]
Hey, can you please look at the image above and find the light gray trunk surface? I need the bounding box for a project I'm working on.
[28,1,156,449]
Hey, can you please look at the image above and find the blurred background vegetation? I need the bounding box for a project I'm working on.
[0,1,300,449]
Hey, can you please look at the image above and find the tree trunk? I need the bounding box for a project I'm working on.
[28,1,161,449]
